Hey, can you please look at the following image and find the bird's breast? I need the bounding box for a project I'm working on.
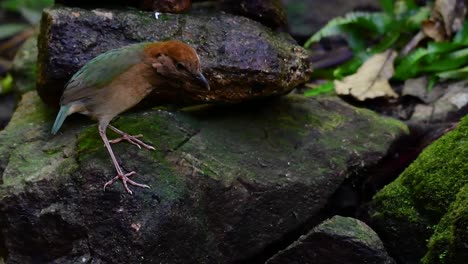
[91,63,156,118]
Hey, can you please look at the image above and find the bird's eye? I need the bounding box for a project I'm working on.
[176,63,185,70]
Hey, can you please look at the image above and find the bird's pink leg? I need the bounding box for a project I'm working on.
[98,124,150,194]
[108,125,155,150]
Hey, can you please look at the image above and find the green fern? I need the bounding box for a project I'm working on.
[304,12,392,49]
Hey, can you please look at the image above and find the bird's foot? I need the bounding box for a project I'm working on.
[109,133,156,150]
[103,171,150,195]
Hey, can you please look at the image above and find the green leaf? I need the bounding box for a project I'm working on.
[427,42,467,54]
[304,81,335,97]
[437,66,468,80]
[371,31,401,53]
[339,26,367,51]
[0,0,53,12]
[394,48,430,79]
[304,12,392,48]
[421,47,468,72]
[427,75,438,91]
[333,54,369,79]
[0,23,29,39]
[404,6,430,30]
[379,0,395,15]
[394,0,419,17]
[310,68,336,79]
[0,74,14,95]
[453,21,468,45]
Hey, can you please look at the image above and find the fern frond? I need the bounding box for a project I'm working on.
[304,12,392,48]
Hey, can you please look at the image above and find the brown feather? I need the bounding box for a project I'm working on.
[143,40,200,71]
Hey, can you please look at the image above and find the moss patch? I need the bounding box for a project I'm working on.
[75,109,197,200]
[422,185,468,264]
[370,116,468,263]
[178,95,407,187]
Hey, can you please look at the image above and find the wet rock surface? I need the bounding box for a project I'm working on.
[0,92,407,263]
[37,6,311,108]
[266,216,395,264]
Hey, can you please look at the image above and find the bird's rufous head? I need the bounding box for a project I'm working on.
[144,40,210,90]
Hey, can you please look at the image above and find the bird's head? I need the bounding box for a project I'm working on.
[144,40,210,90]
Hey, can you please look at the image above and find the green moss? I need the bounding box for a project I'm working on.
[75,110,192,200]
[422,185,468,264]
[319,216,378,243]
[354,107,410,135]
[56,158,79,177]
[372,176,422,224]
[370,115,468,263]
[136,10,156,26]
[400,118,468,220]
[76,125,103,154]
[319,113,346,132]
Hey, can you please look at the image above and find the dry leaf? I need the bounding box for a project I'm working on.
[334,50,398,101]
[425,0,467,41]
[422,20,447,41]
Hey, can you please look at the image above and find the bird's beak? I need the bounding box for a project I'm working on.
[194,72,210,91]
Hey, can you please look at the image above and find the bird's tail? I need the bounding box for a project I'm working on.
[51,105,71,135]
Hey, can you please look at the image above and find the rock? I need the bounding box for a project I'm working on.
[369,115,468,264]
[0,94,16,130]
[282,0,380,40]
[266,216,396,264]
[56,0,192,12]
[0,92,407,263]
[144,0,192,13]
[37,7,311,107]
[410,80,468,123]
[56,0,287,28]
[11,34,38,94]
[402,77,445,104]
[219,0,288,29]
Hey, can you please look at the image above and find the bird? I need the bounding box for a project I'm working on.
[51,40,210,194]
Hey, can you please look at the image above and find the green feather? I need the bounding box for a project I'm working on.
[65,42,149,92]
[51,105,71,135]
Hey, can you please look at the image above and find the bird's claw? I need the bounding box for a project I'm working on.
[103,171,150,195]
[109,134,155,150]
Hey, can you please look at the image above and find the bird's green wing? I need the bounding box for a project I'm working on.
[62,43,148,103]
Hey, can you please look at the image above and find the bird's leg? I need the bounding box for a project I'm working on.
[108,125,156,150]
[98,124,150,194]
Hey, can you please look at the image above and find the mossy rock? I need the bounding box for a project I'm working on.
[266,216,396,264]
[422,185,468,264]
[0,92,407,263]
[370,117,468,264]
[11,33,38,94]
